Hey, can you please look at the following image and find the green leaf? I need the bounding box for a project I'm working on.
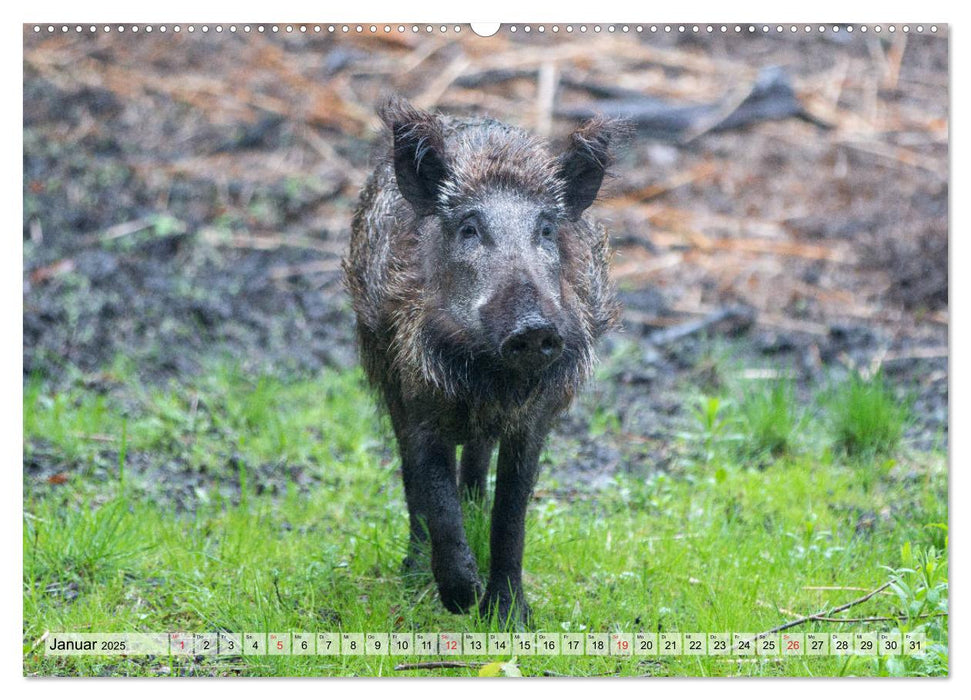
[479,661,504,677]
[478,658,522,677]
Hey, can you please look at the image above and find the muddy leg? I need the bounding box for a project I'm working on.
[397,425,482,612]
[387,402,430,576]
[479,430,544,626]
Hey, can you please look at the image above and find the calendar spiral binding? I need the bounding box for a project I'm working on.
[27,24,943,37]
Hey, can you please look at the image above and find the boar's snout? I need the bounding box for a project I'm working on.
[500,315,564,371]
[479,270,566,373]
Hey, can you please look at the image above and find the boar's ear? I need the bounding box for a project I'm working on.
[557,117,622,221]
[379,96,449,217]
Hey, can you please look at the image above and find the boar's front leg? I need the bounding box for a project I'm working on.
[479,428,545,626]
[459,439,495,501]
[398,424,483,613]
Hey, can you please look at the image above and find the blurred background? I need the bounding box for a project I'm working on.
[23,24,948,489]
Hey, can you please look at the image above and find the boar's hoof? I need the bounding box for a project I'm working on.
[437,576,483,614]
[478,587,533,628]
[434,558,483,613]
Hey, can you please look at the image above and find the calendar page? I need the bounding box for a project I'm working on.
[22,11,949,680]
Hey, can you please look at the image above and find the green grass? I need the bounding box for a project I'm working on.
[22,355,947,677]
[739,379,801,458]
[827,372,909,457]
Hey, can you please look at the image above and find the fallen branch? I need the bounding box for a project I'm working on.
[557,67,830,143]
[394,661,486,671]
[756,581,892,639]
[647,306,755,346]
[808,612,947,624]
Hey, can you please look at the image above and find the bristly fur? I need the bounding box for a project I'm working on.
[344,97,621,434]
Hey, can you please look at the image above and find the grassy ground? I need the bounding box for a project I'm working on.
[22,347,948,677]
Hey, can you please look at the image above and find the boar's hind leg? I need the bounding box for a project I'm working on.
[480,430,544,626]
[398,426,483,613]
[459,439,495,501]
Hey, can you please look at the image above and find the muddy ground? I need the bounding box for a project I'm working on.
[23,25,948,498]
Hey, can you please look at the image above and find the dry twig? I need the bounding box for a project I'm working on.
[394,661,486,671]
[755,581,892,639]
[534,61,558,138]
[647,306,755,346]
[808,613,947,624]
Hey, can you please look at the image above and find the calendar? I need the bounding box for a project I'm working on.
[43,631,929,657]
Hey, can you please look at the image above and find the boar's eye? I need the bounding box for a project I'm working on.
[539,222,557,242]
[458,221,480,240]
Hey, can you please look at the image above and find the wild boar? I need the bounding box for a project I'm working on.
[344,96,621,624]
